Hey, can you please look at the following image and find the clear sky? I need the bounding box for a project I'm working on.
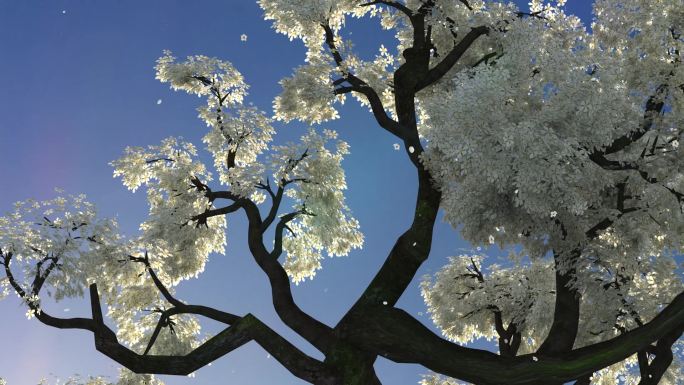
[0,1,593,384]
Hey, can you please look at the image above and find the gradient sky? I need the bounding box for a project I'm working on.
[0,1,593,384]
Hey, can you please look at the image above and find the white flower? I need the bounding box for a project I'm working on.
[26,308,38,320]
[240,34,248,42]
[550,211,558,218]
[393,143,400,150]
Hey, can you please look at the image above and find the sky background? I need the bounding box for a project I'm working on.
[0,1,593,384]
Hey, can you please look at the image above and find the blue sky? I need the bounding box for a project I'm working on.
[0,1,593,384]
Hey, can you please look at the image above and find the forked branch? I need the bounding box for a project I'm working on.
[1,262,333,384]
[341,292,684,385]
[416,25,490,91]
[321,22,403,138]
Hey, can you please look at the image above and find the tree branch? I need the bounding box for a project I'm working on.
[156,180,335,352]
[415,26,490,91]
[231,199,336,352]
[337,166,440,319]
[90,284,332,382]
[636,327,680,385]
[465,258,522,357]
[271,211,302,259]
[3,283,334,383]
[333,86,355,95]
[601,85,667,156]
[31,252,61,294]
[536,251,581,357]
[126,253,240,326]
[143,308,177,355]
[259,151,309,232]
[494,310,521,357]
[190,202,243,227]
[359,1,413,19]
[3,251,96,331]
[588,152,683,207]
[342,292,684,385]
[321,22,403,138]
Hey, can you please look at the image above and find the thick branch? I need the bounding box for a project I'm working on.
[338,166,440,322]
[536,251,581,356]
[235,199,336,352]
[585,204,639,240]
[342,292,684,385]
[27,284,334,383]
[190,202,243,227]
[601,86,666,155]
[271,211,301,259]
[494,311,521,357]
[174,182,336,353]
[5,248,332,382]
[203,189,242,202]
[585,85,676,207]
[636,328,679,385]
[416,26,490,91]
[589,147,683,210]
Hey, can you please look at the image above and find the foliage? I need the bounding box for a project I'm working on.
[1,0,682,384]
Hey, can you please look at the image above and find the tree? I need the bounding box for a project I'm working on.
[0,0,682,384]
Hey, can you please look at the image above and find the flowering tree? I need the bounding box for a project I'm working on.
[1,0,683,384]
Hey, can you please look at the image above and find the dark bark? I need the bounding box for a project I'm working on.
[537,252,581,356]
[238,199,337,353]
[494,311,522,358]
[636,328,680,385]
[3,2,683,384]
[340,295,683,385]
[416,26,490,91]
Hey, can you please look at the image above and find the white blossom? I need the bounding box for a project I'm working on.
[272,128,363,283]
[2,1,682,384]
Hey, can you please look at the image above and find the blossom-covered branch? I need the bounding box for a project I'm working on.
[321,22,402,138]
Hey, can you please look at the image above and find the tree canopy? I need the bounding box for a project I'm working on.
[1,0,683,384]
